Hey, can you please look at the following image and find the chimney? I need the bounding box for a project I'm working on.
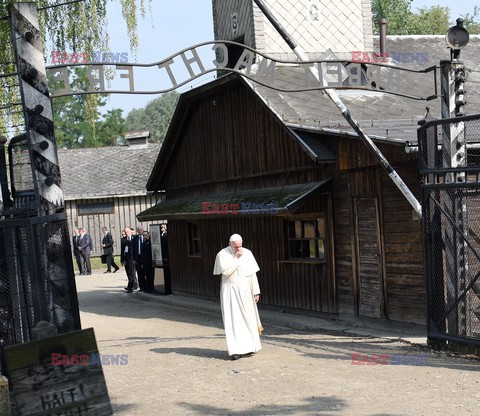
[379,18,388,57]
[125,130,150,147]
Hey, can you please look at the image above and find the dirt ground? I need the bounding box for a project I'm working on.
[76,272,480,416]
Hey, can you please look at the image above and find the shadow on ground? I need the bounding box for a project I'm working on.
[78,282,480,371]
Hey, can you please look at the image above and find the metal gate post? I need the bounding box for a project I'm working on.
[440,60,468,336]
[9,2,64,216]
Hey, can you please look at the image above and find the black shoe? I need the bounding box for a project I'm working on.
[124,287,130,291]
[104,270,111,274]
[231,354,241,361]
[87,272,92,275]
[126,289,133,293]
[113,268,119,273]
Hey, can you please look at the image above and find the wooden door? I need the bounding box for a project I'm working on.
[354,197,384,318]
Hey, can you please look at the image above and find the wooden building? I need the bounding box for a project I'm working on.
[138,72,425,323]
[138,2,480,324]
[58,133,162,256]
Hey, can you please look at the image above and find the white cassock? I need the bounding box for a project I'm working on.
[213,246,263,356]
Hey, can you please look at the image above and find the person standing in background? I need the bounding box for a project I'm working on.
[102,227,120,273]
[78,227,93,275]
[133,226,147,291]
[72,228,84,275]
[121,227,138,292]
[160,224,171,295]
[141,230,155,293]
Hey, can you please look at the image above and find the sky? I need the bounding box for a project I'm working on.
[101,0,215,115]
[98,0,477,117]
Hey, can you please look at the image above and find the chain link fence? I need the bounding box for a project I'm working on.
[419,114,480,350]
[0,214,81,375]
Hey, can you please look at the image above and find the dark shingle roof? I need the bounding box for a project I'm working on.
[145,35,480,192]
[58,143,161,200]
[138,180,330,221]
[249,35,480,144]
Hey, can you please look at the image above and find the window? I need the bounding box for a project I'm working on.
[77,201,114,216]
[226,36,245,70]
[286,217,326,261]
[187,223,200,256]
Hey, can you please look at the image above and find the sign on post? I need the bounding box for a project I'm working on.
[45,41,437,101]
[4,328,112,416]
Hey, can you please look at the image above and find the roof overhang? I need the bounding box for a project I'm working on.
[137,180,331,221]
[289,128,337,163]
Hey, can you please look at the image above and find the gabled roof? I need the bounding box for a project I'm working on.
[58,143,161,200]
[251,35,480,144]
[146,35,480,193]
[146,74,335,192]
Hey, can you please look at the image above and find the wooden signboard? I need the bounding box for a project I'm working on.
[149,224,163,267]
[4,328,112,416]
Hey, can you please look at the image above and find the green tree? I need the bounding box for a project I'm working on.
[51,67,125,148]
[462,6,480,34]
[411,6,450,35]
[0,0,151,139]
[372,0,415,35]
[96,109,126,147]
[372,0,480,35]
[125,91,179,143]
[53,94,125,149]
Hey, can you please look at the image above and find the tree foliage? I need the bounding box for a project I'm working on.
[462,6,480,34]
[50,67,125,148]
[125,92,179,144]
[53,95,125,149]
[0,0,151,141]
[411,6,450,35]
[372,0,415,35]
[372,0,480,35]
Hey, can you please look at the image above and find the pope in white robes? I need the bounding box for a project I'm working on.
[213,234,263,360]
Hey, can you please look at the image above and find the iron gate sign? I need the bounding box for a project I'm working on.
[46,41,437,101]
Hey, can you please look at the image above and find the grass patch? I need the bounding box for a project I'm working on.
[73,256,122,273]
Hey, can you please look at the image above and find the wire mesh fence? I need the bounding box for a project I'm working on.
[419,114,480,349]
[0,214,81,375]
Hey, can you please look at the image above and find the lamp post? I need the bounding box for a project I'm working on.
[445,18,469,117]
[441,18,470,337]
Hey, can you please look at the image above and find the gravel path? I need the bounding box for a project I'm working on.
[76,272,480,416]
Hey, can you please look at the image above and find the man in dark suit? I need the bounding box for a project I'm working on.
[102,227,120,273]
[72,228,84,275]
[121,227,138,292]
[161,224,171,295]
[133,226,147,291]
[78,227,93,275]
[140,230,155,293]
